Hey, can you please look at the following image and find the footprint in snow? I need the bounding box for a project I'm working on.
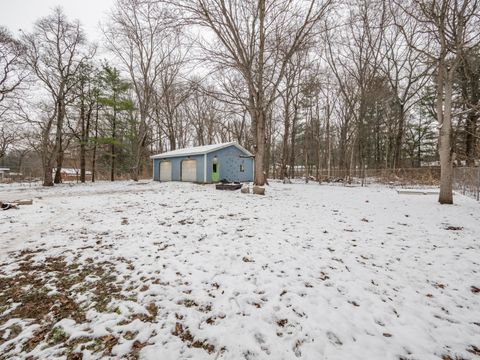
[326,331,343,346]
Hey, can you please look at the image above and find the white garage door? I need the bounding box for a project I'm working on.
[159,161,172,181]
[181,159,197,182]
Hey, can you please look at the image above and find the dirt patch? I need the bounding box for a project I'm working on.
[124,340,149,360]
[172,322,221,354]
[0,260,86,324]
[445,226,463,231]
[467,345,480,356]
[0,253,124,357]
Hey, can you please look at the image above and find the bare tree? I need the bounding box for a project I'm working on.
[278,51,308,181]
[0,27,26,160]
[457,45,480,166]
[154,39,191,151]
[325,0,386,181]
[380,6,430,169]
[169,0,332,185]
[318,75,337,180]
[0,120,15,159]
[0,27,25,105]
[67,62,99,183]
[396,0,480,204]
[104,0,176,181]
[22,7,92,186]
[183,82,222,146]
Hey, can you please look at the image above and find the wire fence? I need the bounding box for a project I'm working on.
[453,167,480,201]
[0,166,40,186]
[277,166,442,186]
[322,167,441,186]
[2,164,479,201]
[0,166,152,185]
[276,166,480,201]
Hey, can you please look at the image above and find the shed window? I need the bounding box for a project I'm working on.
[240,164,245,172]
[213,163,217,172]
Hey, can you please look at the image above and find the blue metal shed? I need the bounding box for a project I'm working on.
[151,142,254,183]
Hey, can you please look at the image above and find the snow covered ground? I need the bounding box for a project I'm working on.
[0,181,479,360]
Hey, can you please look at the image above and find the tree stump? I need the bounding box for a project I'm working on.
[253,186,265,195]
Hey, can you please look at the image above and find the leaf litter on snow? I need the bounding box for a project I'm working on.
[0,181,479,359]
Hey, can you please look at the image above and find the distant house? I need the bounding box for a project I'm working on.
[53,168,92,182]
[0,167,10,181]
[420,161,440,167]
[151,142,254,183]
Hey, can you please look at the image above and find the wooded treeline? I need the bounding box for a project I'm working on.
[0,0,479,203]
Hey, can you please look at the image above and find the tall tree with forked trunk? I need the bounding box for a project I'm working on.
[167,0,333,185]
[104,0,177,181]
[395,0,480,204]
[22,7,93,186]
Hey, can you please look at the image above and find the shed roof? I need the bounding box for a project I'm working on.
[150,142,253,159]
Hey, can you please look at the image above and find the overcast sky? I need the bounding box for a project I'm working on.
[0,0,115,41]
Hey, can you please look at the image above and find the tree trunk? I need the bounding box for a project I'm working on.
[169,131,176,151]
[42,144,54,187]
[393,101,405,169]
[132,132,147,182]
[289,109,297,179]
[304,138,309,184]
[465,111,477,166]
[438,67,454,204]
[460,54,479,167]
[281,114,290,179]
[439,141,453,204]
[131,116,148,182]
[252,0,266,187]
[40,116,55,186]
[111,98,117,182]
[264,111,272,180]
[92,102,99,182]
[316,120,321,182]
[80,143,86,183]
[339,117,348,171]
[253,108,266,186]
[348,135,356,182]
[53,95,66,184]
[326,102,331,179]
[464,73,478,166]
[80,97,87,183]
[54,146,64,184]
[43,163,54,186]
